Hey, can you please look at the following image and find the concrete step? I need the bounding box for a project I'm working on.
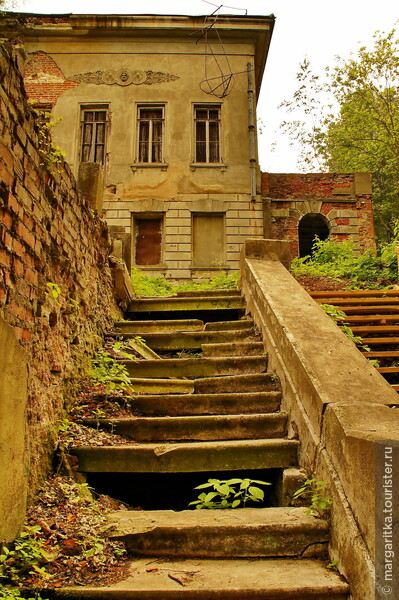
[175,289,242,297]
[194,372,280,393]
[205,319,254,330]
[127,295,245,313]
[127,391,282,416]
[52,557,349,599]
[108,507,329,558]
[113,319,204,333]
[71,438,299,473]
[202,341,265,357]
[129,378,194,395]
[122,356,267,379]
[82,413,288,442]
[109,329,260,351]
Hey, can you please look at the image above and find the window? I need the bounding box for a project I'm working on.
[134,215,163,266]
[80,106,109,164]
[192,213,225,266]
[137,106,164,163]
[194,106,221,163]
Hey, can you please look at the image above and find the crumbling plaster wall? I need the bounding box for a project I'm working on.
[0,42,119,541]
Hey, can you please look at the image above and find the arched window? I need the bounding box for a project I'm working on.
[298,213,330,258]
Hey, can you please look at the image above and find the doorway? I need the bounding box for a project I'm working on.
[298,213,329,258]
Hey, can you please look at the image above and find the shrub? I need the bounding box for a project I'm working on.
[131,268,239,297]
[291,236,397,288]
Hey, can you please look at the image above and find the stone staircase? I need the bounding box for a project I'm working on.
[311,289,399,392]
[64,290,349,599]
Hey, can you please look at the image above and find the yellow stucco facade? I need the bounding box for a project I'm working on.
[3,13,275,277]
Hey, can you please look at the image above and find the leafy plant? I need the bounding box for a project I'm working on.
[0,588,46,600]
[45,282,62,304]
[32,109,66,172]
[189,477,271,510]
[131,268,239,297]
[326,559,339,571]
[0,526,50,586]
[90,350,133,393]
[292,478,332,519]
[319,303,379,364]
[291,237,397,288]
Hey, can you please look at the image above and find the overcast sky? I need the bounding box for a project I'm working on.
[7,0,399,172]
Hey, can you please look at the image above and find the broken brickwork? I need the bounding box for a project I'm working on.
[262,172,376,258]
[0,42,119,502]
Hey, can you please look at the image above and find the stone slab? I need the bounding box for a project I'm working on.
[194,372,279,393]
[122,356,267,379]
[113,320,204,333]
[127,296,245,313]
[128,391,282,416]
[108,507,329,557]
[72,439,299,473]
[202,341,264,357]
[53,558,349,599]
[115,329,260,351]
[82,413,287,441]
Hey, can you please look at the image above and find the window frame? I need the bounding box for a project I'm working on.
[193,104,222,164]
[131,212,165,268]
[136,104,165,165]
[79,104,110,165]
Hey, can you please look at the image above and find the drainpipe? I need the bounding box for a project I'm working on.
[247,62,257,201]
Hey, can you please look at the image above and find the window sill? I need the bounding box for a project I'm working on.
[131,163,168,172]
[190,163,227,172]
[190,265,230,271]
[134,265,167,271]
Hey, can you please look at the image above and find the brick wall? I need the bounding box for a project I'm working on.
[0,42,119,499]
[262,172,376,258]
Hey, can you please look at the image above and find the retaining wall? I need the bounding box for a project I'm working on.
[0,41,119,541]
[240,239,399,600]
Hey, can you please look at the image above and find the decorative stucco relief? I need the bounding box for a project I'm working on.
[69,68,179,86]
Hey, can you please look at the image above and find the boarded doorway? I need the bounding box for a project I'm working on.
[134,215,163,266]
[298,213,329,258]
[192,213,225,267]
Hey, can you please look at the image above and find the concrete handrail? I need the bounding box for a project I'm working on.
[240,239,399,600]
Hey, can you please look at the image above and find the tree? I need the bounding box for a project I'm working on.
[280,28,399,242]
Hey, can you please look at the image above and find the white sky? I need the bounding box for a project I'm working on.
[7,0,399,172]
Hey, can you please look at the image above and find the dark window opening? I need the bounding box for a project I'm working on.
[80,106,109,164]
[298,213,330,258]
[194,106,221,163]
[134,216,163,266]
[138,106,164,163]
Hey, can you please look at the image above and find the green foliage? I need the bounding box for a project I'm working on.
[280,28,399,240]
[0,527,50,586]
[291,237,397,288]
[188,477,271,510]
[32,110,66,172]
[292,479,332,519]
[90,349,133,392]
[0,588,45,600]
[131,268,239,297]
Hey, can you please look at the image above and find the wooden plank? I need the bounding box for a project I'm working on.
[377,367,399,374]
[362,351,399,358]
[361,337,399,345]
[336,306,399,315]
[344,315,399,324]
[314,298,399,306]
[310,290,399,298]
[351,326,399,334]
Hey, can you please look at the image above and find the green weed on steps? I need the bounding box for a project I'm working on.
[189,477,271,510]
[131,269,239,297]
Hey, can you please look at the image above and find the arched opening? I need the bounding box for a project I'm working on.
[298,213,330,258]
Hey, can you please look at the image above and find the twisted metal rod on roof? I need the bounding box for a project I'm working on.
[192,3,250,98]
